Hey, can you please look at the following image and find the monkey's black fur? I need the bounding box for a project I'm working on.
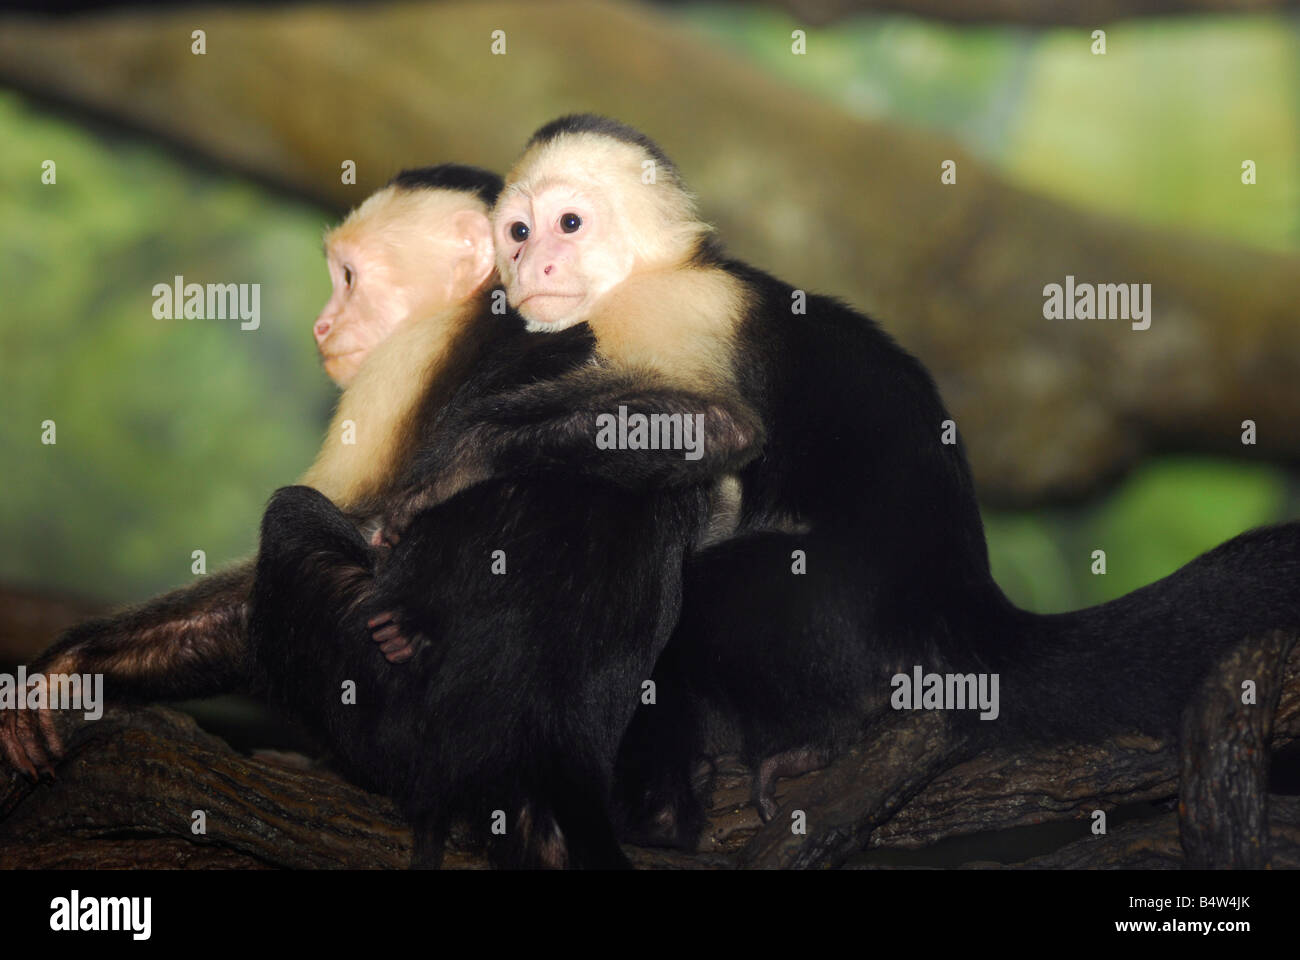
[386,164,504,206]
[528,114,678,177]
[611,249,1300,846]
[247,321,763,868]
[431,115,1300,851]
[251,479,707,868]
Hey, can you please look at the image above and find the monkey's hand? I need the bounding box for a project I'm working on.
[0,670,65,780]
[367,611,424,664]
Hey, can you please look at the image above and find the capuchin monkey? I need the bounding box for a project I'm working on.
[313,167,501,388]
[4,151,756,872]
[0,165,506,779]
[244,230,766,866]
[379,115,1300,850]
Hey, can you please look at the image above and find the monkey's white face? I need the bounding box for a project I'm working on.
[314,193,496,387]
[494,181,635,332]
[315,241,408,386]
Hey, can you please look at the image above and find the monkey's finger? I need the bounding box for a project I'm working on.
[14,715,54,777]
[385,645,415,664]
[1,743,40,780]
[372,624,403,644]
[36,708,64,759]
[367,612,396,629]
[378,636,410,656]
[0,717,41,781]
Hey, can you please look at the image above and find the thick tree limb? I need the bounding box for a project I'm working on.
[867,734,1179,851]
[3,638,1295,869]
[1178,629,1298,867]
[2,1,1299,504]
[722,640,1300,866]
[738,711,972,868]
[0,706,421,869]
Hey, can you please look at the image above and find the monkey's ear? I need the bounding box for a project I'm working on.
[448,209,496,300]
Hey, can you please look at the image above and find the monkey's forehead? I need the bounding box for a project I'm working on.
[493,176,592,210]
[503,134,655,194]
[329,186,488,244]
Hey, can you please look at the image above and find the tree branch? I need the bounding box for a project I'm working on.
[4,634,1295,869]
[1178,629,1298,867]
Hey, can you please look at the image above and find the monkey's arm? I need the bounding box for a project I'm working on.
[380,366,764,539]
[0,565,253,777]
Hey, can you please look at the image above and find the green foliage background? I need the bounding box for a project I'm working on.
[0,8,1296,610]
[686,7,1300,611]
[0,91,334,601]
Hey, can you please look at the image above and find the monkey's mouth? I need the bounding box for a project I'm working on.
[519,292,583,305]
[518,292,584,322]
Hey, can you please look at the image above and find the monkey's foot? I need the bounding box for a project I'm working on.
[367,612,421,663]
[0,701,63,780]
[752,746,830,822]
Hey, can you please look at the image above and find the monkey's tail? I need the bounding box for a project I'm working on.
[982,521,1300,740]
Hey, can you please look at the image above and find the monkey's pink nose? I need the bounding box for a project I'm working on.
[314,319,332,342]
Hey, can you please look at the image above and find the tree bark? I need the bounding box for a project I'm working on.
[1178,629,1298,867]
[4,637,1296,869]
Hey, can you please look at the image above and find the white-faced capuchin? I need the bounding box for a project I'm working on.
[7,148,763,869]
[243,141,768,865]
[346,116,1300,852]
[15,117,1300,869]
[3,150,759,870]
[0,165,509,777]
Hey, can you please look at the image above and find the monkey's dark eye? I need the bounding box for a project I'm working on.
[342,265,354,288]
[560,213,582,233]
[509,222,530,243]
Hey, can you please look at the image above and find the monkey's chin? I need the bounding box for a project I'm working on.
[321,352,363,386]
[519,295,587,333]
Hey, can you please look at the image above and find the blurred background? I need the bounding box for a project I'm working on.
[1,2,1298,773]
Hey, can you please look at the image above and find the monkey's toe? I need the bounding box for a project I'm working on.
[385,641,417,664]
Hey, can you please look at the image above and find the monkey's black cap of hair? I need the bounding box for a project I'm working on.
[387,164,504,206]
[527,114,677,175]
